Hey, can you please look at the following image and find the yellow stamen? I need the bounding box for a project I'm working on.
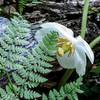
[57,37,75,56]
[66,42,71,45]
[57,47,64,57]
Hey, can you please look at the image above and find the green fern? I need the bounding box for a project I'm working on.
[0,14,58,99]
[0,15,83,100]
[18,0,28,14]
[0,15,30,71]
[18,0,41,14]
[12,32,58,99]
[0,85,19,100]
[42,77,83,100]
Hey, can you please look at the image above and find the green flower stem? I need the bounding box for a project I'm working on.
[81,0,90,38]
[58,69,74,89]
[90,36,100,48]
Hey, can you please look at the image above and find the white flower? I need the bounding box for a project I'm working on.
[35,22,94,76]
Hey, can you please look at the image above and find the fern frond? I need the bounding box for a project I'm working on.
[42,77,83,100]
[0,86,19,100]
[18,0,28,14]
[0,15,58,99]
[12,32,58,99]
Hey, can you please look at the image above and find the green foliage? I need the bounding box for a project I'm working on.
[18,0,42,14]
[18,0,28,14]
[12,31,58,99]
[0,15,58,99]
[0,14,36,99]
[42,77,83,100]
[91,64,100,74]
[0,15,83,99]
[81,81,100,100]
[0,85,19,100]
[0,14,30,71]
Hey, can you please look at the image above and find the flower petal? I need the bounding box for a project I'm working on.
[57,44,87,76]
[35,22,74,42]
[57,53,77,69]
[35,27,52,42]
[76,36,94,64]
[75,45,87,76]
[41,22,74,37]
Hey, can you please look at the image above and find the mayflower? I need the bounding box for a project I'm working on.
[35,22,94,76]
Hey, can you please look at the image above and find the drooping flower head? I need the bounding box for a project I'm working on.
[35,22,94,76]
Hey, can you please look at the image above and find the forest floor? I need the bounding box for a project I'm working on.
[0,0,100,99]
